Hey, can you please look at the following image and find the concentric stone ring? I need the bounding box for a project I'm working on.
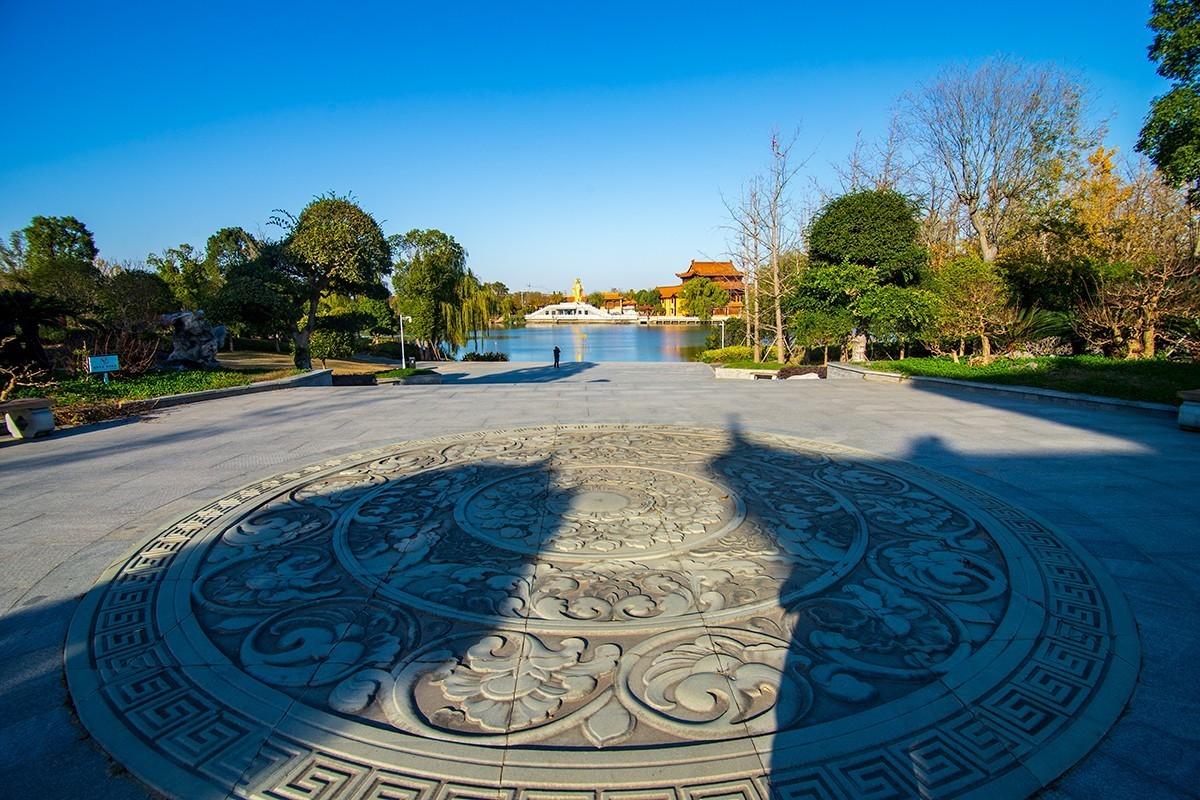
[66,425,1138,799]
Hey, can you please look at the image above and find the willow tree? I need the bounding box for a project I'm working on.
[444,269,493,351]
[274,194,391,370]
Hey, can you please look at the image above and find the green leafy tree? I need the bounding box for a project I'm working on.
[149,243,224,311]
[209,244,300,343]
[808,189,926,284]
[791,261,881,361]
[275,194,392,369]
[926,257,1014,363]
[587,290,605,307]
[790,308,855,364]
[204,227,260,274]
[392,229,467,358]
[309,329,356,366]
[21,215,102,311]
[853,284,939,359]
[1138,0,1200,204]
[805,190,928,360]
[633,288,661,311]
[680,277,730,321]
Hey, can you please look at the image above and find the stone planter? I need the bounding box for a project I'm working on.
[1,397,56,439]
[712,367,778,380]
[395,374,442,385]
[1179,389,1200,431]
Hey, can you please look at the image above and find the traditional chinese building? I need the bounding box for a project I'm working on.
[656,260,745,316]
[655,284,684,316]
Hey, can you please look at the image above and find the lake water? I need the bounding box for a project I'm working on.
[457,324,712,363]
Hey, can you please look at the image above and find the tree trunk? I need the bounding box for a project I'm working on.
[773,273,784,364]
[980,333,992,364]
[293,295,320,370]
[970,210,998,262]
[292,328,312,370]
[1143,325,1156,359]
[752,281,762,362]
[850,331,868,362]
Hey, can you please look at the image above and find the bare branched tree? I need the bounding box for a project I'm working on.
[834,109,913,196]
[903,55,1098,262]
[724,128,809,361]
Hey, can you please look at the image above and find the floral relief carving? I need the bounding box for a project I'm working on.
[420,633,620,733]
[182,427,1033,749]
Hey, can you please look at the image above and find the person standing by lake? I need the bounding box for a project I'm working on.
[553,346,561,368]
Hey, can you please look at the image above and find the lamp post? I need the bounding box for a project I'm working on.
[720,318,726,348]
[399,316,412,367]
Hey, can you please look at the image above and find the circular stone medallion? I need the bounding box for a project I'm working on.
[67,425,1138,799]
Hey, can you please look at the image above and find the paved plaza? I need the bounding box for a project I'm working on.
[1,362,1197,799]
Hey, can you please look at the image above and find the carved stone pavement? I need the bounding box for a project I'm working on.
[66,424,1138,799]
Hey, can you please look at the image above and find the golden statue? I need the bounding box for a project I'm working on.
[572,278,583,304]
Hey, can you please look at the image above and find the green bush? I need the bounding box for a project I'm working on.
[882,356,1200,405]
[310,330,356,363]
[718,361,788,370]
[365,340,405,359]
[461,351,509,362]
[698,345,755,363]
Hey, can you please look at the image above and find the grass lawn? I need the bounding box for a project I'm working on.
[377,367,436,378]
[878,356,1200,405]
[9,367,300,427]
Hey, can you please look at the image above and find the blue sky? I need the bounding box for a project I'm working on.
[0,1,1168,293]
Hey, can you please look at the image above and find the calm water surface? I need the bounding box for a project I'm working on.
[457,324,711,363]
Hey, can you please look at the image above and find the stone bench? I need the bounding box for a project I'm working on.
[1179,389,1200,432]
[1,397,56,439]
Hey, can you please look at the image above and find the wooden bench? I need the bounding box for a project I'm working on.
[1,397,56,439]
[1179,389,1200,432]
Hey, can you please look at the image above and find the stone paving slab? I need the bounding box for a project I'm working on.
[1,362,1197,798]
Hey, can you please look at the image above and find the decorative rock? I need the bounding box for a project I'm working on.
[161,310,227,369]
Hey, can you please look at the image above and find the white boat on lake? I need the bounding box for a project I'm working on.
[524,301,639,323]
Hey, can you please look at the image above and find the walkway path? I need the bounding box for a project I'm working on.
[1,362,1196,798]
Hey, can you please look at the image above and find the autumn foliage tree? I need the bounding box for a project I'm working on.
[1074,162,1200,358]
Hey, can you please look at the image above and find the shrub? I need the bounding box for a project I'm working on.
[698,345,755,363]
[462,351,509,362]
[309,330,355,365]
[365,340,408,359]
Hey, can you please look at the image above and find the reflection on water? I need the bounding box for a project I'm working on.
[457,324,710,363]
